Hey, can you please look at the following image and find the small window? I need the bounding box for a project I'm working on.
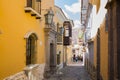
[26,0,35,10]
[36,0,41,14]
[26,0,41,14]
[57,23,60,32]
[25,0,42,19]
[27,0,32,8]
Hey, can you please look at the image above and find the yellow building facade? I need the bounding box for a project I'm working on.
[54,6,64,69]
[93,36,97,68]
[99,19,108,80]
[0,0,55,79]
[83,0,108,79]
[93,19,108,80]
[66,46,72,64]
[54,6,69,68]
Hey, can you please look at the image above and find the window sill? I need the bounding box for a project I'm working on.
[24,7,42,19]
[57,42,63,45]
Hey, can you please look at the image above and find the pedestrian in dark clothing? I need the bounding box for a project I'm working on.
[75,56,78,62]
[73,54,76,62]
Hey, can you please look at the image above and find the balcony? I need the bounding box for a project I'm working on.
[24,7,42,19]
[57,33,63,45]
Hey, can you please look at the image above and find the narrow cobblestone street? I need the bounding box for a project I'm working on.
[44,62,91,80]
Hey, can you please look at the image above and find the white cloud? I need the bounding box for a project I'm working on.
[64,0,81,14]
[73,20,81,29]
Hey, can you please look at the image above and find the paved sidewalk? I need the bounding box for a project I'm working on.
[44,62,91,80]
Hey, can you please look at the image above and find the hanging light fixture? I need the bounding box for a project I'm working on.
[59,27,64,34]
[44,8,54,25]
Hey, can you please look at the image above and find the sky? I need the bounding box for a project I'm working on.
[55,0,81,28]
[55,0,108,38]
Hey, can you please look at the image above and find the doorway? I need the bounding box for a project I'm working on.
[26,34,37,65]
[50,43,55,68]
[97,28,100,80]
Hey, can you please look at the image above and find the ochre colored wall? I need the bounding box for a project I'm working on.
[0,0,51,79]
[67,46,72,64]
[54,7,64,65]
[99,19,108,80]
[93,19,108,80]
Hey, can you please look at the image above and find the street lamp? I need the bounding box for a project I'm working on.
[59,27,64,34]
[44,8,54,25]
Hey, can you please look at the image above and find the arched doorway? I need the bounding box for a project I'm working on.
[26,33,38,65]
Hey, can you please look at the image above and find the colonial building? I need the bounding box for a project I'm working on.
[81,0,109,80]
[94,19,108,80]
[63,21,73,65]
[72,27,81,45]
[105,0,120,79]
[54,6,68,69]
[0,0,57,79]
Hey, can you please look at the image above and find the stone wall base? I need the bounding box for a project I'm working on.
[4,64,45,80]
[4,71,28,80]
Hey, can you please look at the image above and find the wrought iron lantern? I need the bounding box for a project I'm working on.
[44,8,54,25]
[59,27,64,34]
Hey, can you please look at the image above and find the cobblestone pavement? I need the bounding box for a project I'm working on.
[44,61,91,80]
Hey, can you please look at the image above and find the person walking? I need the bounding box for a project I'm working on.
[75,55,78,62]
[73,54,76,62]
